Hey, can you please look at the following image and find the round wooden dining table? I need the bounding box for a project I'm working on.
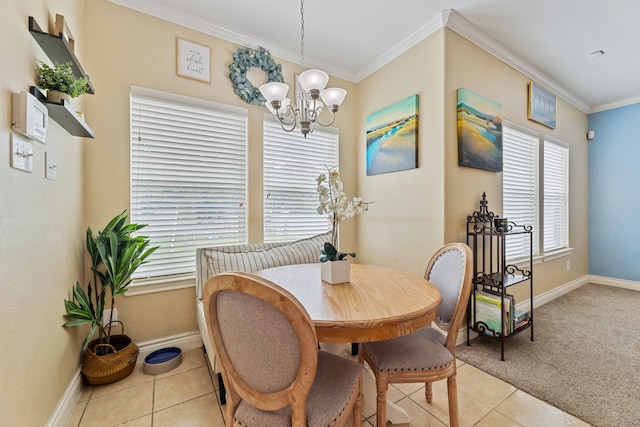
[257,262,442,425]
[257,263,442,343]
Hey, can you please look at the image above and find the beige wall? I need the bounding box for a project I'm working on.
[443,30,589,301]
[1,3,591,423]
[356,31,447,276]
[83,0,358,343]
[0,1,86,425]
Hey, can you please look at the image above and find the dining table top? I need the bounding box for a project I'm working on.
[257,263,442,343]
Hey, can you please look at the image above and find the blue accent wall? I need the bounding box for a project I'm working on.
[588,103,640,281]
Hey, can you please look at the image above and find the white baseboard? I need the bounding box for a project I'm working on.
[49,330,203,427]
[515,275,590,312]
[456,275,590,347]
[589,275,640,291]
[45,367,83,427]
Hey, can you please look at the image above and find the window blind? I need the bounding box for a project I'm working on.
[502,121,539,259]
[263,115,338,242]
[543,137,569,252]
[130,87,248,279]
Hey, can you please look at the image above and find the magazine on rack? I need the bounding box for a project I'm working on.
[471,289,514,336]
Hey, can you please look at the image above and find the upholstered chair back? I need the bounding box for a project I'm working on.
[216,290,303,393]
[203,272,319,415]
[424,243,473,349]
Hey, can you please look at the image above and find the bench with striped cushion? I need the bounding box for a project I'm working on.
[195,231,330,300]
[195,231,331,398]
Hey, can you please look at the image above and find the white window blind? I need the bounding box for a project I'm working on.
[502,121,539,259]
[130,87,248,279]
[543,137,569,252]
[263,115,338,242]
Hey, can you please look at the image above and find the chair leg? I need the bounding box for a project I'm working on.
[218,372,227,405]
[353,374,363,426]
[447,375,459,427]
[425,381,433,403]
[375,372,389,427]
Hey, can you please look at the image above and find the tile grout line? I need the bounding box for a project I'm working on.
[150,373,156,426]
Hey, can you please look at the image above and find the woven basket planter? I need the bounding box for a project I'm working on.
[82,321,139,386]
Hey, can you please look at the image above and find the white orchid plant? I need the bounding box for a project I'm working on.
[316,166,370,261]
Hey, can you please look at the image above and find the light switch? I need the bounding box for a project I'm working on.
[45,152,58,181]
[10,133,34,173]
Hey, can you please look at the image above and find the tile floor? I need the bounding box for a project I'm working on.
[67,347,591,427]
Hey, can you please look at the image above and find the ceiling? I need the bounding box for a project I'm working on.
[110,0,640,113]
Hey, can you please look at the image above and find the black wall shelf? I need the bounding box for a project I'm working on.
[30,86,94,138]
[28,16,95,94]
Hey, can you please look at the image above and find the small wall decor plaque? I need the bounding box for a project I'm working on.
[49,14,75,51]
[528,81,556,128]
[176,38,211,83]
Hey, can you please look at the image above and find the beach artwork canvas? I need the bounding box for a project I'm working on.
[457,88,503,172]
[366,95,419,176]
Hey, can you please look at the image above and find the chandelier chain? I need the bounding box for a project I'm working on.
[258,0,345,137]
[300,0,305,70]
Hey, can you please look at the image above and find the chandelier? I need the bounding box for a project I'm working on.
[259,0,347,138]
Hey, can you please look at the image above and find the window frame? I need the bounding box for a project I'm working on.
[262,114,339,243]
[502,120,572,264]
[502,120,540,261]
[128,86,248,293]
[542,136,570,256]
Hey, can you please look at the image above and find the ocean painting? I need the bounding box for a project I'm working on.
[366,95,419,176]
[457,88,503,172]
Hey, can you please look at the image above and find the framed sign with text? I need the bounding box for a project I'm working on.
[176,38,211,83]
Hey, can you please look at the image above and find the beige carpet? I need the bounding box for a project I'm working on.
[456,283,640,427]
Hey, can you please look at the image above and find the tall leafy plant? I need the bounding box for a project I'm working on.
[63,211,157,352]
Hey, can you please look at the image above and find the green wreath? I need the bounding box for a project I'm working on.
[228,47,284,105]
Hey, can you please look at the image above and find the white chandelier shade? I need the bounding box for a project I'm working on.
[298,69,329,92]
[258,0,347,137]
[260,82,289,103]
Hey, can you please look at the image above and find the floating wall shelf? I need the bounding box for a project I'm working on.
[28,16,95,94]
[30,86,94,138]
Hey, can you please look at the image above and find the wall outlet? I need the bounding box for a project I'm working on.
[566,260,571,271]
[102,308,118,326]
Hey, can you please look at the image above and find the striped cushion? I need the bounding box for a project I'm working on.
[196,231,330,300]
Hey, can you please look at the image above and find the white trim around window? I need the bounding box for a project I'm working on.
[130,86,248,284]
[502,119,540,260]
[263,114,339,242]
[543,136,570,254]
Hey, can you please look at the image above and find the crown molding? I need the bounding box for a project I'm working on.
[443,9,590,113]
[109,1,602,112]
[354,14,444,82]
[107,0,356,82]
[588,95,640,114]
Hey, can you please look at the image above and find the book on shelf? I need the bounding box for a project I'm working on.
[471,290,516,336]
[513,309,530,329]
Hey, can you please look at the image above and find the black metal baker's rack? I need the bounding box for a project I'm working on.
[466,193,534,360]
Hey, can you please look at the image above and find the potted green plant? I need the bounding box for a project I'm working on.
[63,211,157,385]
[36,60,88,104]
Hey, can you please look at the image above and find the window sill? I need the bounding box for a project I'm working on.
[126,273,196,296]
[543,247,573,262]
[506,248,572,268]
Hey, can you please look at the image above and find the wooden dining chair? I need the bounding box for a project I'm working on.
[203,271,363,427]
[359,243,473,427]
